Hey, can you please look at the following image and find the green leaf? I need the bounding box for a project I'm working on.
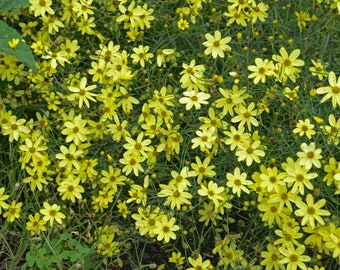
[0,20,37,73]
[0,0,29,11]
[60,250,79,262]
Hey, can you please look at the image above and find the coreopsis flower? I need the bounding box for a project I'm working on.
[158,183,192,210]
[191,126,217,152]
[261,244,284,270]
[61,114,90,145]
[179,90,210,110]
[68,77,97,108]
[131,45,154,67]
[279,245,311,270]
[3,201,22,222]
[26,213,47,236]
[153,215,180,243]
[296,142,322,170]
[190,156,216,183]
[1,115,30,142]
[187,254,211,270]
[272,47,305,83]
[57,176,85,203]
[198,180,225,206]
[8,38,20,50]
[226,167,252,197]
[274,225,303,248]
[316,71,340,108]
[294,193,331,228]
[0,187,9,215]
[247,58,275,84]
[231,102,259,131]
[295,11,311,32]
[177,17,189,30]
[293,119,316,139]
[203,30,231,59]
[40,202,65,226]
[29,0,55,17]
[72,0,94,18]
[309,59,328,80]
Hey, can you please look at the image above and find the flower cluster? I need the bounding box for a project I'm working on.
[0,0,339,269]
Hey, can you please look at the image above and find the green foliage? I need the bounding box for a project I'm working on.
[24,233,99,270]
[0,0,29,11]
[0,21,37,73]
[0,0,36,73]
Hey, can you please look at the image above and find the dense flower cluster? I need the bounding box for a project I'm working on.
[0,0,339,269]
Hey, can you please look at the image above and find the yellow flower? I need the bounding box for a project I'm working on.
[68,77,97,108]
[168,251,184,265]
[283,157,317,195]
[274,225,303,248]
[295,11,310,32]
[309,59,328,80]
[153,215,180,243]
[235,137,265,166]
[294,193,330,228]
[55,143,84,171]
[187,254,211,270]
[8,38,20,49]
[123,132,152,158]
[57,175,85,203]
[1,115,30,142]
[316,71,340,108]
[62,114,90,145]
[198,202,223,226]
[40,202,66,226]
[296,142,322,170]
[191,126,216,152]
[179,90,210,110]
[29,0,55,17]
[248,58,275,84]
[0,187,9,215]
[190,156,216,183]
[3,200,22,222]
[272,47,305,83]
[26,213,47,236]
[293,119,316,139]
[226,167,252,197]
[261,244,284,270]
[131,45,154,67]
[198,180,225,206]
[231,102,259,131]
[72,0,94,19]
[177,17,189,30]
[279,245,311,270]
[203,30,231,59]
[119,152,145,176]
[158,183,192,210]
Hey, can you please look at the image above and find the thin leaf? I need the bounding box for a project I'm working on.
[0,20,37,72]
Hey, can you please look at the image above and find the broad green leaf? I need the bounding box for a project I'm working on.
[0,20,37,72]
[0,0,29,11]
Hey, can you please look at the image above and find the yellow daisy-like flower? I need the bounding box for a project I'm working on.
[247,58,275,84]
[316,71,340,108]
[293,119,316,139]
[40,202,66,226]
[29,0,55,17]
[177,17,189,30]
[57,176,85,203]
[279,245,311,270]
[153,215,180,243]
[198,180,225,206]
[294,193,330,228]
[203,30,231,59]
